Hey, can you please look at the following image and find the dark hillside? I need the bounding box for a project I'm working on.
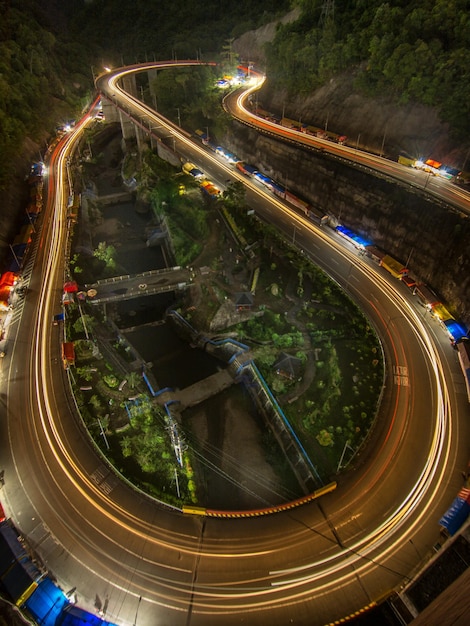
[224,123,470,325]
[0,0,93,264]
[263,0,470,142]
[234,2,470,168]
[67,0,291,61]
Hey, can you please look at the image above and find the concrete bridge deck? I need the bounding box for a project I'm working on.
[156,369,234,411]
[85,267,193,304]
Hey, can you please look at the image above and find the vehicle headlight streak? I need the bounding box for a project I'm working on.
[23,61,457,618]
[30,116,282,566]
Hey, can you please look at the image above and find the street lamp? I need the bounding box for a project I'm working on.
[176,107,181,127]
[355,134,361,153]
[380,124,387,158]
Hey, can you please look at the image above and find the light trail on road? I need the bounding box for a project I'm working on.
[3,60,466,625]
[228,73,470,215]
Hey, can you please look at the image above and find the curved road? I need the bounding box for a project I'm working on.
[222,72,470,216]
[1,61,468,626]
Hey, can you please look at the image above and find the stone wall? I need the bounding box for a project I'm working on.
[224,122,470,327]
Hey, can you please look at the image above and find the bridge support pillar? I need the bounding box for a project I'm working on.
[147,69,158,112]
[119,108,136,145]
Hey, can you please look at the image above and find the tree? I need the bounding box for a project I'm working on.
[73,314,96,336]
[93,242,117,270]
[223,181,246,210]
[127,371,141,390]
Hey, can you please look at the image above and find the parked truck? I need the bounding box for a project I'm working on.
[380,255,409,279]
[61,342,75,368]
[398,155,416,168]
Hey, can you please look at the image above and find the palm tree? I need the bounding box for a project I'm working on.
[127,371,141,390]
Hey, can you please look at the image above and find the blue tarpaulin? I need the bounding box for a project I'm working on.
[24,577,68,626]
[335,225,372,249]
[444,319,468,342]
[439,489,470,536]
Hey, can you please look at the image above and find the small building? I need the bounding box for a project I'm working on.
[274,352,302,380]
[234,292,254,311]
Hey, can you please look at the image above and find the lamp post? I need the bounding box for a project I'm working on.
[380,124,387,158]
[424,171,432,189]
[176,107,181,127]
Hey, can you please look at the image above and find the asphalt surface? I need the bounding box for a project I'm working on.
[0,62,468,626]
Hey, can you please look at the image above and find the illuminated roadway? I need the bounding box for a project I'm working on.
[1,61,468,625]
[222,71,470,217]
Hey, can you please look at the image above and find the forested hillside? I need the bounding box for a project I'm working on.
[0,0,93,191]
[0,0,290,194]
[67,0,291,63]
[265,0,470,139]
[2,0,470,196]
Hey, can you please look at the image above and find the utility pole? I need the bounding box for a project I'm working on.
[380,124,388,158]
[174,468,180,498]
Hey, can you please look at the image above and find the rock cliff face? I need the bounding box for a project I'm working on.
[233,7,300,66]
[258,74,465,167]
[224,122,470,326]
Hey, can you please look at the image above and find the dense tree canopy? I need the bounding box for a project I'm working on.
[67,0,292,63]
[2,0,470,193]
[267,0,470,136]
[0,0,92,189]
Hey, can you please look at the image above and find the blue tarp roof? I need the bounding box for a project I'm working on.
[25,577,68,626]
[335,225,372,248]
[270,181,285,194]
[443,166,461,176]
[444,319,468,342]
[439,496,470,536]
[253,172,273,186]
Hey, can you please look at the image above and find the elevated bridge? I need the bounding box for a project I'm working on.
[85,266,193,304]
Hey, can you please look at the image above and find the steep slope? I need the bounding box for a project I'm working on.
[233,10,468,168]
